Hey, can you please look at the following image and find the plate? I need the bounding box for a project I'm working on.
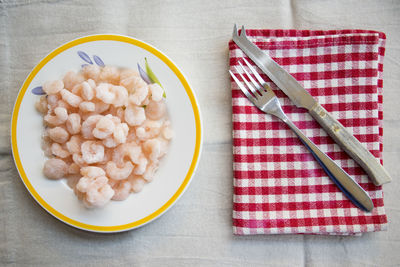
[11,35,202,233]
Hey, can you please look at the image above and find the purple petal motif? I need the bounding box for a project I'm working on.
[32,86,46,95]
[93,55,105,67]
[137,63,151,84]
[77,51,93,64]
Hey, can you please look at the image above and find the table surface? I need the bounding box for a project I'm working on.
[1,0,400,266]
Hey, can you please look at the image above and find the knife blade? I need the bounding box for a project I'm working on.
[232,24,392,186]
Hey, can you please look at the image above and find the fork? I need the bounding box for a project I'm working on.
[230,58,374,212]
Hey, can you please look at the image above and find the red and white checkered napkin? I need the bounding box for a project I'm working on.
[229,29,388,235]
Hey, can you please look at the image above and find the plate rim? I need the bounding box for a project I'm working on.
[10,34,203,233]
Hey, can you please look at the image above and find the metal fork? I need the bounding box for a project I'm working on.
[230,58,374,212]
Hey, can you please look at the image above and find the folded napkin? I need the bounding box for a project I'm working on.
[229,29,388,235]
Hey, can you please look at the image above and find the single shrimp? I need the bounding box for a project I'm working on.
[124,105,145,126]
[99,66,120,84]
[76,175,114,208]
[110,180,131,201]
[60,89,83,108]
[47,94,60,111]
[66,135,82,154]
[79,101,95,112]
[43,158,68,179]
[111,85,128,107]
[35,96,48,114]
[81,114,102,139]
[113,123,129,144]
[80,166,106,178]
[148,83,164,102]
[43,80,64,95]
[51,143,70,158]
[112,142,142,165]
[63,70,84,90]
[82,65,101,81]
[72,153,87,167]
[48,126,70,143]
[106,161,133,180]
[142,138,162,161]
[80,81,95,101]
[133,155,148,175]
[128,84,149,106]
[162,120,174,140]
[81,141,104,164]
[94,100,110,114]
[145,100,166,120]
[143,161,159,182]
[66,113,81,134]
[44,106,68,126]
[95,83,115,104]
[93,115,115,139]
[135,120,162,140]
[120,75,147,94]
[128,175,147,193]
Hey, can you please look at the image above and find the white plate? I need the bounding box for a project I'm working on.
[11,35,202,233]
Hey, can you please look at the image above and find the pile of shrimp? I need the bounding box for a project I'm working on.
[35,65,173,208]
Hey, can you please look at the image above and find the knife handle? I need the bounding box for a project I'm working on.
[309,103,392,186]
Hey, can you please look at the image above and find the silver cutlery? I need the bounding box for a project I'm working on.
[230,58,374,212]
[232,24,391,186]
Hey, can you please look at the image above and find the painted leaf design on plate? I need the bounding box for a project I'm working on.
[77,51,93,64]
[32,86,46,95]
[93,55,105,67]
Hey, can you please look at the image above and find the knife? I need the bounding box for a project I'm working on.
[232,24,391,186]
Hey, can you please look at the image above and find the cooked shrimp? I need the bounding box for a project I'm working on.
[133,155,148,175]
[35,96,48,114]
[93,115,115,139]
[80,81,95,101]
[135,120,162,140]
[43,80,64,95]
[47,94,60,111]
[44,106,68,126]
[128,84,148,106]
[76,175,114,208]
[51,143,70,158]
[43,158,68,179]
[95,83,115,104]
[63,70,84,90]
[81,140,104,164]
[111,85,128,107]
[120,69,139,81]
[68,163,80,175]
[99,66,120,84]
[80,166,106,178]
[113,123,129,144]
[82,65,101,81]
[120,76,147,94]
[145,100,166,120]
[124,106,145,126]
[66,135,82,154]
[142,138,162,161]
[60,89,82,108]
[106,161,133,180]
[111,180,131,201]
[79,101,95,112]
[103,136,118,148]
[66,113,81,134]
[81,114,102,139]
[72,153,86,167]
[94,100,110,113]
[48,126,70,143]
[162,120,174,140]
[128,175,147,193]
[143,161,159,182]
[149,83,164,102]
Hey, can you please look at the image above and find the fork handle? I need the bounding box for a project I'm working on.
[282,118,374,212]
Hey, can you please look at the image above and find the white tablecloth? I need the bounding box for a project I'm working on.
[1,0,399,266]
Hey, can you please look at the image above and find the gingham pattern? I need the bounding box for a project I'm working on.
[229,30,388,235]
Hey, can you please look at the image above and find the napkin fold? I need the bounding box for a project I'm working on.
[229,29,388,235]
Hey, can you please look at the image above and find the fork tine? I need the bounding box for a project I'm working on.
[242,58,266,86]
[234,66,259,97]
[233,24,238,38]
[229,70,256,103]
[238,61,263,95]
[240,25,247,37]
